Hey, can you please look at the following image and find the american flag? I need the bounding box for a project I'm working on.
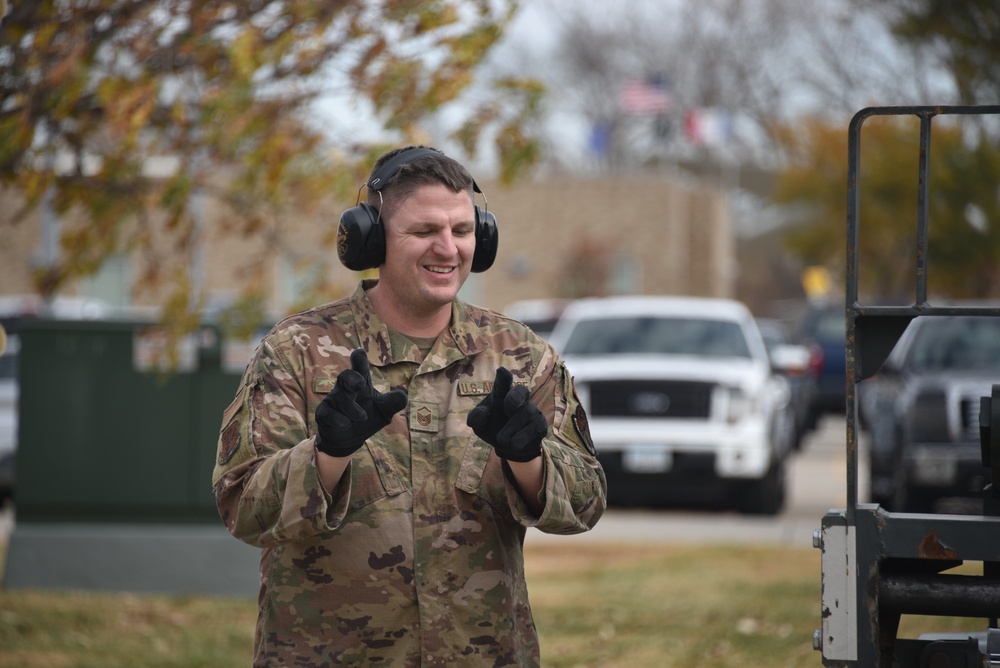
[618,77,671,116]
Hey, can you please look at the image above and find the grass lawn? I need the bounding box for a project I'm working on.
[0,539,984,667]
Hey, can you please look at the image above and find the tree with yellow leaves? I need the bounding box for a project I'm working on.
[0,0,542,337]
[774,113,1000,304]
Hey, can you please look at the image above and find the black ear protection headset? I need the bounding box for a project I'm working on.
[336,147,499,272]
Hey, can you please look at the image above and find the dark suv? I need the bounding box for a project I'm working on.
[795,304,846,429]
[860,315,1000,512]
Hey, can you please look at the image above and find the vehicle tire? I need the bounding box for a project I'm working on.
[867,417,901,509]
[0,453,13,509]
[873,446,933,513]
[790,422,805,452]
[890,475,934,513]
[737,461,786,516]
[805,406,820,433]
[869,464,897,509]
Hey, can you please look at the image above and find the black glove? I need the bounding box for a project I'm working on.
[315,349,408,457]
[466,367,547,462]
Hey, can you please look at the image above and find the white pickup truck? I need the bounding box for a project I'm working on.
[547,295,793,515]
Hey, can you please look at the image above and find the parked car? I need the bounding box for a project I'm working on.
[502,299,571,341]
[548,296,792,514]
[860,315,1000,512]
[757,318,816,451]
[794,303,846,428]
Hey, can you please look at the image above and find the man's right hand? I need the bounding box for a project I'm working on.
[315,349,408,457]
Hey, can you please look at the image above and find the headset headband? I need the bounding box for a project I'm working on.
[367,147,441,191]
[368,147,483,194]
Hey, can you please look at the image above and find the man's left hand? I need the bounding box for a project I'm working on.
[467,367,547,462]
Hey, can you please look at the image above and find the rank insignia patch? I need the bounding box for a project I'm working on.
[410,401,439,433]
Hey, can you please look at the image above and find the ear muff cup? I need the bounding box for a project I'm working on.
[471,206,498,273]
[337,202,385,271]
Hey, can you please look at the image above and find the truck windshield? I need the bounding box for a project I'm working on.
[906,317,1000,371]
[561,317,751,358]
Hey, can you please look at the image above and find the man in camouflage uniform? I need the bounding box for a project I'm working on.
[213,146,607,667]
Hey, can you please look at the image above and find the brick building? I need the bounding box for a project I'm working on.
[477,175,734,311]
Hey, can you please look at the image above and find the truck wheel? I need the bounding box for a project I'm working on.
[738,462,786,516]
[869,422,904,510]
[881,443,934,513]
[891,478,934,513]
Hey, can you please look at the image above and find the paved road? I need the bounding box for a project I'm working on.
[0,415,862,553]
[527,414,865,548]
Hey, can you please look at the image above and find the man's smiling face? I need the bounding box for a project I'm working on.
[377,182,477,318]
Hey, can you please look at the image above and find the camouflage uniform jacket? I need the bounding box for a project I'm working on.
[213,280,607,667]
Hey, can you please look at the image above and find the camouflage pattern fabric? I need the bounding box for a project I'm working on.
[213,280,607,667]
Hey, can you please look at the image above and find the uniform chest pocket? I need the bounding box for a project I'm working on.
[455,435,513,519]
[311,377,407,514]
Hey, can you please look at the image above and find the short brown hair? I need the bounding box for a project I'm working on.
[367,146,475,223]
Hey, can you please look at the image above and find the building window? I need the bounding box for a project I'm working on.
[84,253,130,309]
[610,254,642,295]
[279,254,327,313]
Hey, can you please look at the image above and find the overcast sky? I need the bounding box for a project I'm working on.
[308,1,586,173]
[309,0,955,179]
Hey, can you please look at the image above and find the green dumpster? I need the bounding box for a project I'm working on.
[15,318,241,523]
[3,318,264,595]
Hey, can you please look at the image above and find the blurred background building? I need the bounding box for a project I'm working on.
[0,173,745,324]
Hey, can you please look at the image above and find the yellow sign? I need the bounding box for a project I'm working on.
[0,323,6,356]
[801,266,832,300]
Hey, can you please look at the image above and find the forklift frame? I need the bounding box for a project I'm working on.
[816,105,1000,667]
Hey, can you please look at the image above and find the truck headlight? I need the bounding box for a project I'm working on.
[725,387,760,423]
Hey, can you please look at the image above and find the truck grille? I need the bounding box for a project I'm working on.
[960,397,981,442]
[587,380,714,419]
